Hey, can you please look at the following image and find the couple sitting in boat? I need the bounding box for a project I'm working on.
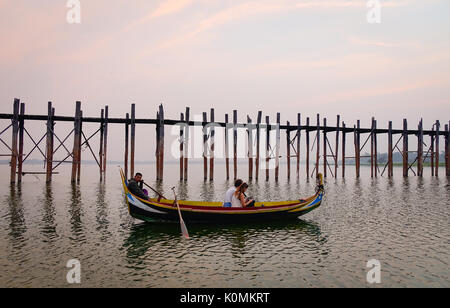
[223,179,255,208]
[129,172,255,207]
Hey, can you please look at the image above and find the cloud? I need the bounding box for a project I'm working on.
[139,1,285,54]
[0,3,64,66]
[59,0,194,63]
[292,0,411,9]
[150,0,194,19]
[55,0,416,63]
[347,36,416,48]
[122,0,193,33]
[314,76,450,105]
[136,0,413,57]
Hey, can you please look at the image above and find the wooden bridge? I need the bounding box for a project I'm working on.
[1,99,449,184]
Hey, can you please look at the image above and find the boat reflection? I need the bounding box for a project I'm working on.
[123,219,325,261]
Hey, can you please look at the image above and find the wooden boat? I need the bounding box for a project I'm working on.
[120,169,324,223]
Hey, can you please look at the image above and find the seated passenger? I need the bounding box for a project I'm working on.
[127,172,150,200]
[223,179,243,207]
[231,183,255,208]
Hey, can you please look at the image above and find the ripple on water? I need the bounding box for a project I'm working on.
[0,165,449,287]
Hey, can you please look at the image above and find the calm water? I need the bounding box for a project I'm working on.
[0,163,449,288]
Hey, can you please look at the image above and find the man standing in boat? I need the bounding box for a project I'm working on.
[223,179,243,207]
[128,172,150,200]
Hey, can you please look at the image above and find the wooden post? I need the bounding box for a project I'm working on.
[210,108,215,181]
[158,104,165,181]
[370,117,374,178]
[46,102,54,183]
[353,125,356,177]
[247,116,253,181]
[342,121,346,178]
[356,120,360,178]
[130,104,135,178]
[77,110,83,183]
[203,112,208,181]
[99,109,104,181]
[417,119,423,177]
[431,127,435,177]
[286,121,291,180]
[323,117,327,178]
[296,113,301,179]
[103,106,109,178]
[225,114,230,180]
[124,113,129,180]
[445,122,450,177]
[373,119,378,177]
[266,116,270,181]
[71,101,81,183]
[315,114,320,178]
[435,120,440,177]
[184,107,190,181]
[403,119,408,177]
[255,111,262,180]
[180,113,184,181]
[335,115,340,178]
[233,110,238,180]
[155,110,160,180]
[388,121,393,178]
[275,113,280,182]
[306,117,310,180]
[10,99,19,184]
[17,103,25,183]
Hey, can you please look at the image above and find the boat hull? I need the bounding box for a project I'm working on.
[120,169,324,224]
[126,193,323,224]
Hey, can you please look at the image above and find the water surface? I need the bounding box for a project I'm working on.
[0,164,449,287]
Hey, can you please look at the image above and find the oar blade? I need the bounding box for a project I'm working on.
[180,219,189,239]
[173,189,189,239]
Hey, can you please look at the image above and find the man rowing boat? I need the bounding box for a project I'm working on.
[127,172,150,200]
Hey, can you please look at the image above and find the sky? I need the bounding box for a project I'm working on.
[0,0,449,163]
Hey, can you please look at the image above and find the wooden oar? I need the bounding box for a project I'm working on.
[171,187,189,239]
[142,181,167,200]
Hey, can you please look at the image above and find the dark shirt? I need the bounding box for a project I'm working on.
[127,179,149,200]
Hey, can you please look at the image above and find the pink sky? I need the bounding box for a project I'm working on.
[0,0,449,161]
